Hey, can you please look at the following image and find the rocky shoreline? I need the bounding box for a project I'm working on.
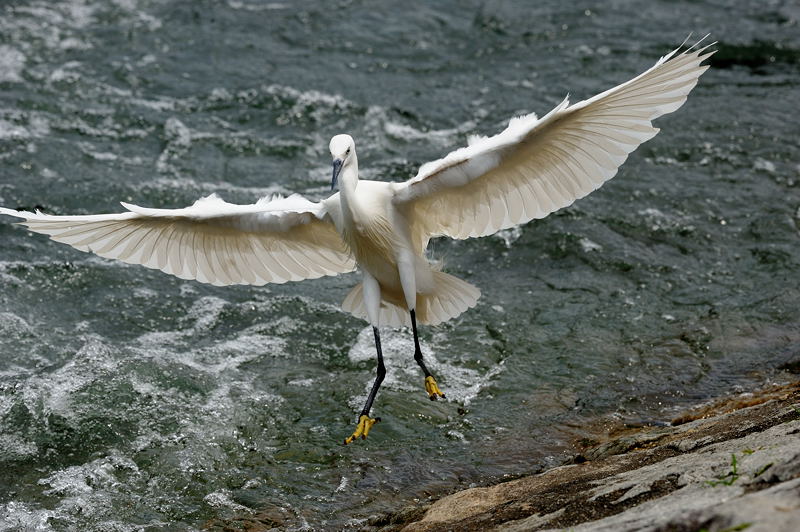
[366,381,800,532]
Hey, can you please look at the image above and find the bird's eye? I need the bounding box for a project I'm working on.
[346,147,351,155]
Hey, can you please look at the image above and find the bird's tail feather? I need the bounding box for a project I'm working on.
[341,271,480,327]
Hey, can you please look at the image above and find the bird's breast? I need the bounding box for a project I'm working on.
[344,214,396,264]
[338,180,415,287]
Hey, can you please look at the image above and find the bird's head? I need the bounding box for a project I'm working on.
[329,134,355,191]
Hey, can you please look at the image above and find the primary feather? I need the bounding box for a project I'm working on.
[0,194,355,286]
[393,40,715,253]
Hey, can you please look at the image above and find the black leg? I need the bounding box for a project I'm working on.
[344,326,385,444]
[361,326,386,417]
[410,310,445,400]
[410,309,431,377]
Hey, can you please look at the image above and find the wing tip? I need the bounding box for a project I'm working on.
[679,33,718,61]
[0,206,45,222]
[660,34,716,66]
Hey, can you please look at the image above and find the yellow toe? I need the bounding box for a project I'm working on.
[425,376,445,400]
[344,414,380,445]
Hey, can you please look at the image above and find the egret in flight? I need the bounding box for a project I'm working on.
[0,40,713,444]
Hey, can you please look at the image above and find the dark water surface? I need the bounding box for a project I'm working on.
[1,1,799,530]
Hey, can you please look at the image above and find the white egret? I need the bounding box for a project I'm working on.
[0,39,714,444]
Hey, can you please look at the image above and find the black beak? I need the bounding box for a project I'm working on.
[331,159,343,191]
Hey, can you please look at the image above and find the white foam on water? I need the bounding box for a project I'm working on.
[0,111,50,145]
[287,377,315,387]
[59,1,97,29]
[0,310,63,373]
[20,337,119,420]
[185,295,228,332]
[0,394,13,419]
[48,61,82,83]
[494,226,523,248]
[203,489,252,512]
[0,311,34,339]
[50,73,176,113]
[227,0,290,11]
[262,84,356,124]
[7,3,97,53]
[164,117,192,146]
[155,117,192,174]
[133,329,186,354]
[129,298,290,447]
[53,115,129,140]
[334,476,349,493]
[0,45,26,83]
[579,237,603,252]
[753,157,776,174]
[347,326,503,410]
[138,176,289,200]
[446,429,466,441]
[134,296,292,359]
[637,206,695,234]
[0,262,24,286]
[129,95,178,112]
[81,148,119,161]
[175,334,286,375]
[0,434,38,461]
[27,453,148,531]
[134,11,162,32]
[134,296,285,358]
[0,501,55,532]
[0,119,30,140]
[383,118,477,147]
[40,455,139,497]
[131,286,158,299]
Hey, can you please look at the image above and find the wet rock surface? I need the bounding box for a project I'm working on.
[367,382,800,532]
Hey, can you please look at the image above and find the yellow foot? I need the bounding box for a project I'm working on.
[344,414,380,445]
[425,376,446,401]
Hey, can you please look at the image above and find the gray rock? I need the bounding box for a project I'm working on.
[380,384,800,532]
[538,420,800,532]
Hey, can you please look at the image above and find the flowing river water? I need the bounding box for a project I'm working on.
[1,1,799,530]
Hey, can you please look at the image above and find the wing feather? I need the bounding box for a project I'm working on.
[393,41,714,246]
[0,193,355,286]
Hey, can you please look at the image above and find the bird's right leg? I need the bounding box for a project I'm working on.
[345,272,384,445]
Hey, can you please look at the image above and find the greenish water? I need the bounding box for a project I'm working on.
[1,1,799,530]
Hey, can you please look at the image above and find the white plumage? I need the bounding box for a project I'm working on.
[1,193,355,286]
[0,39,713,328]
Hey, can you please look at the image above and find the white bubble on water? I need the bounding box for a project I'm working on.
[203,489,251,512]
[0,45,26,83]
[579,237,603,253]
[753,158,776,174]
[383,119,476,147]
[0,501,55,532]
[20,337,119,420]
[347,326,503,409]
[494,226,522,248]
[0,434,38,461]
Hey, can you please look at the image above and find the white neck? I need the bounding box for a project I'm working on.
[339,154,359,202]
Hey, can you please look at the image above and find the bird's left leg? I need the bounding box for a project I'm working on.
[410,309,445,400]
[398,253,445,401]
[345,272,384,445]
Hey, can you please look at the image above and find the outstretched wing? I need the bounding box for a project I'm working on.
[393,39,715,250]
[0,193,355,286]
